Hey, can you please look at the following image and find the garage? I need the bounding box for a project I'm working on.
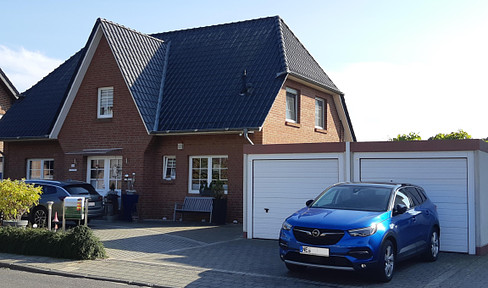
[244,140,487,254]
[356,156,470,253]
[250,156,343,239]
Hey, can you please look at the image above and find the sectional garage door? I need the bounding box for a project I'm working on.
[252,158,340,239]
[359,157,468,253]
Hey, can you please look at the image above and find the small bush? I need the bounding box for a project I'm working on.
[0,226,106,260]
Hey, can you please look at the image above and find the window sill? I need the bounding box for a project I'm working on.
[285,121,301,128]
[161,179,176,185]
[314,128,327,134]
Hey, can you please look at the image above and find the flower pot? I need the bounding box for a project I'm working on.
[3,219,29,228]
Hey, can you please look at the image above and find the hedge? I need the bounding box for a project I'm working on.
[0,225,106,260]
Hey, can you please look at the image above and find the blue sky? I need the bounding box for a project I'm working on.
[1,0,487,141]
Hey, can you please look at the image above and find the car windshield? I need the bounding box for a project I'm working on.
[311,185,392,212]
[64,184,99,196]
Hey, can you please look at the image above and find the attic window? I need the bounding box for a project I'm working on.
[286,87,298,123]
[98,87,113,119]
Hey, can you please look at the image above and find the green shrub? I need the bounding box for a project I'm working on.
[0,226,106,260]
[0,179,42,220]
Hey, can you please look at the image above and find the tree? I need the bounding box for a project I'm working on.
[390,132,422,141]
[428,129,472,140]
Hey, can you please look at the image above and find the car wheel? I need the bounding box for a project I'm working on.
[31,206,48,228]
[285,262,306,272]
[423,228,440,262]
[376,239,395,282]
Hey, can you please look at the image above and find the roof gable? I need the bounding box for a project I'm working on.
[99,19,169,131]
[279,19,339,93]
[0,68,19,98]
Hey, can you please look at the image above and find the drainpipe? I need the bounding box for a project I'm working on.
[242,128,254,145]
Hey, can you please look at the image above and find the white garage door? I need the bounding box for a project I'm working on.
[252,158,340,239]
[359,158,468,253]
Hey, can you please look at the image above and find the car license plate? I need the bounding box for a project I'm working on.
[88,202,96,207]
[300,246,329,257]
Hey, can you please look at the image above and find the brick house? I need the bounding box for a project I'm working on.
[0,68,19,178]
[0,17,355,222]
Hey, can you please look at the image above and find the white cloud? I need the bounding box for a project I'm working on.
[0,45,63,93]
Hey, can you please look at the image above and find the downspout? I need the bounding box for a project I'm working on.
[242,128,254,145]
[153,41,171,132]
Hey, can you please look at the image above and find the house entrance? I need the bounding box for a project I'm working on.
[87,156,123,197]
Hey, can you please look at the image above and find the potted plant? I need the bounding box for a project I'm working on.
[0,179,42,227]
[210,180,227,225]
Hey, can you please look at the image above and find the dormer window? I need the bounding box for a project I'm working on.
[98,87,113,118]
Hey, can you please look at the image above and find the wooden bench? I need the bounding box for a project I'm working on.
[173,197,214,222]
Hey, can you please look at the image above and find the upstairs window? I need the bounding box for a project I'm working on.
[98,87,113,118]
[163,156,176,180]
[315,98,325,129]
[286,87,298,123]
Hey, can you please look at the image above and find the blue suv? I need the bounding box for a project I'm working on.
[279,182,440,282]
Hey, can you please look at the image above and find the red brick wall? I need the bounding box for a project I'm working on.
[0,81,15,115]
[142,134,248,222]
[260,79,343,144]
[3,140,64,180]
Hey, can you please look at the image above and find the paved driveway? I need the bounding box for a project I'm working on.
[89,220,488,288]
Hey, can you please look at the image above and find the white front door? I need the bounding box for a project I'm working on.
[87,156,123,197]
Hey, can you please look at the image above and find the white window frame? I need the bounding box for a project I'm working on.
[97,87,114,119]
[163,156,176,180]
[315,97,325,129]
[285,87,298,123]
[27,159,54,180]
[189,155,228,194]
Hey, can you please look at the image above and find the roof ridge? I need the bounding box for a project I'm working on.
[98,18,165,44]
[276,17,290,74]
[150,15,279,37]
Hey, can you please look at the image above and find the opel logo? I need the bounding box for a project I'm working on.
[311,229,321,237]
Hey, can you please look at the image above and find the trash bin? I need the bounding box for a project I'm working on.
[105,193,119,216]
[121,193,139,221]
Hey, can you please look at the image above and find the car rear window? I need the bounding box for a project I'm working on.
[311,185,392,212]
[64,184,99,195]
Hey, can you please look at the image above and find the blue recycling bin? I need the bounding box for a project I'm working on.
[121,193,139,221]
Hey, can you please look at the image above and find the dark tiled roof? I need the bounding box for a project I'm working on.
[0,51,84,138]
[0,16,347,138]
[151,16,287,132]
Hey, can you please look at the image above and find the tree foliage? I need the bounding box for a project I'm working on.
[390,130,473,141]
[390,132,422,141]
[428,129,472,140]
[0,179,42,220]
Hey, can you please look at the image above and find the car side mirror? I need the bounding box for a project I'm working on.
[393,204,408,216]
[305,199,314,207]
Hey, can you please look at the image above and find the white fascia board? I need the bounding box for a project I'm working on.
[50,26,103,139]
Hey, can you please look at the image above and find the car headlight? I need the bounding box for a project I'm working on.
[282,220,292,231]
[348,224,377,237]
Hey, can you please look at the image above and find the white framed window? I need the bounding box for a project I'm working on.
[286,87,298,122]
[87,156,122,196]
[98,87,113,118]
[163,156,176,180]
[315,97,325,129]
[27,159,54,180]
[189,156,228,194]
